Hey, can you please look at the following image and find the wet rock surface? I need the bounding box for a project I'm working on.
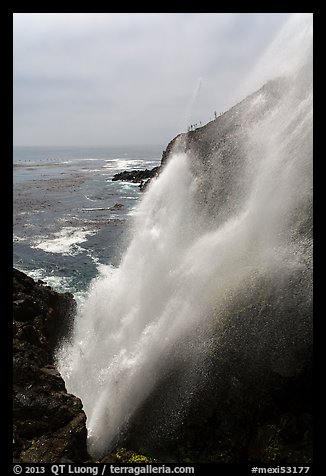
[13,268,88,463]
[112,166,161,190]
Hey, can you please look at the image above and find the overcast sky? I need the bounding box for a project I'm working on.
[13,13,292,147]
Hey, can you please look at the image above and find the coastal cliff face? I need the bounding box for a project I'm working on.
[13,76,312,463]
[111,77,313,463]
[12,270,155,464]
[13,269,88,463]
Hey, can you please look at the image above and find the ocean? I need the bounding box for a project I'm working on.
[13,145,163,301]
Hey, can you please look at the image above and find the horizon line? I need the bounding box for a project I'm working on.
[13,143,166,148]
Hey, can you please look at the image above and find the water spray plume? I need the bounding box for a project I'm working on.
[57,13,312,458]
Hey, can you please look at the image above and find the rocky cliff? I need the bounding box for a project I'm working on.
[13,76,312,464]
[12,269,155,464]
[13,268,88,463]
[110,77,313,463]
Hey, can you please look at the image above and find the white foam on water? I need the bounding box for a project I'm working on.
[32,227,96,256]
[16,267,73,293]
[81,208,110,212]
[103,159,146,171]
[80,168,104,173]
[13,235,26,243]
[121,183,141,190]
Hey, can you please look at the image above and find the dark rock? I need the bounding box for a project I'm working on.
[111,134,185,191]
[112,166,161,187]
[161,133,185,166]
[13,268,76,353]
[18,413,87,463]
[109,203,124,211]
[139,179,150,191]
[13,268,88,463]
[13,297,42,322]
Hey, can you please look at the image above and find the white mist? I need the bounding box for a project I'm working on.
[57,13,312,458]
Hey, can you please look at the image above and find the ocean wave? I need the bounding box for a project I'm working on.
[80,169,104,173]
[13,235,26,243]
[103,159,146,171]
[31,227,96,256]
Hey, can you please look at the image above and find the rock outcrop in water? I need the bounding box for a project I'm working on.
[13,269,88,463]
[112,166,160,190]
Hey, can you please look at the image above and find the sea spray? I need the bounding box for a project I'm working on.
[57,13,312,458]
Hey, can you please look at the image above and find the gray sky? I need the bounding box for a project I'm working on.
[13,13,292,147]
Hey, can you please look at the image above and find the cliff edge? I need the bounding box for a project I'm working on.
[13,268,88,463]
